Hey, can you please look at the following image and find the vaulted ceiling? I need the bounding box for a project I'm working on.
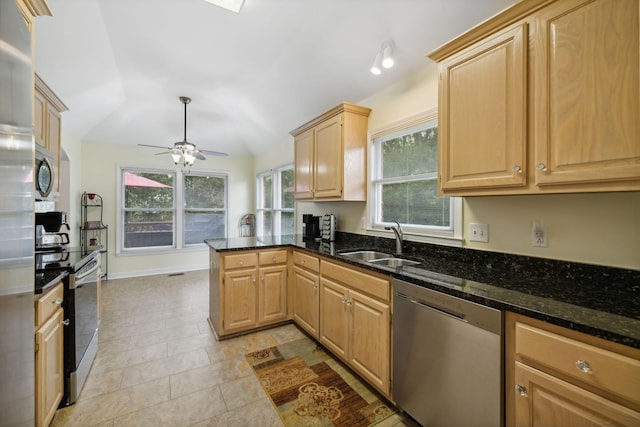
[34,0,515,156]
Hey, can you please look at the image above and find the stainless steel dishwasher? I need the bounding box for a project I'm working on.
[393,278,503,427]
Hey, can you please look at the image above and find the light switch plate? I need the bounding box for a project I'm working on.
[469,223,489,243]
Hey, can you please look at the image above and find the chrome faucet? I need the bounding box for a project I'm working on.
[385,220,403,255]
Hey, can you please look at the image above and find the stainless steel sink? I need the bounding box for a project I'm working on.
[339,250,393,261]
[369,258,421,267]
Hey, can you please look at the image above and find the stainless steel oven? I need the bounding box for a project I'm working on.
[67,252,101,403]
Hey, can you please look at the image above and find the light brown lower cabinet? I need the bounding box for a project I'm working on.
[213,249,288,337]
[35,282,64,427]
[506,312,640,427]
[319,259,391,397]
[291,250,320,338]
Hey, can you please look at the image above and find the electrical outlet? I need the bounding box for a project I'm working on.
[469,223,489,243]
[532,221,547,247]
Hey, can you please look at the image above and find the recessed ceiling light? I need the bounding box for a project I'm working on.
[203,0,245,13]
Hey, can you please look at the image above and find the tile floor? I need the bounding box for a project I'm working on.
[51,270,418,427]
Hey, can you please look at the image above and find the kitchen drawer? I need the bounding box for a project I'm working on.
[223,252,257,269]
[292,251,319,272]
[515,321,640,406]
[35,281,63,328]
[258,249,288,265]
[320,260,390,302]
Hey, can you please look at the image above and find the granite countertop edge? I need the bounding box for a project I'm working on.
[35,270,68,294]
[205,236,640,349]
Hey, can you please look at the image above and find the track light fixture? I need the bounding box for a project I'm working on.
[370,51,383,75]
[370,40,395,75]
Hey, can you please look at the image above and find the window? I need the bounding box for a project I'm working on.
[183,173,227,245]
[257,164,295,237]
[122,170,175,249]
[370,110,461,243]
[120,168,227,252]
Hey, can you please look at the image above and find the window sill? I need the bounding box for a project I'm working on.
[364,228,463,248]
[116,244,209,257]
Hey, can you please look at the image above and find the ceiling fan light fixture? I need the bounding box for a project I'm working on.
[203,0,245,13]
[183,152,195,166]
[138,96,228,165]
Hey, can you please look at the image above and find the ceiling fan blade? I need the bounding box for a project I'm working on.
[199,148,229,156]
[154,152,172,156]
[194,151,206,160]
[139,143,173,150]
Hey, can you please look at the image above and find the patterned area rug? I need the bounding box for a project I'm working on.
[246,337,396,426]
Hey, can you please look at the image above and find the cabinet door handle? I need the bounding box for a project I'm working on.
[513,165,523,174]
[53,298,62,305]
[252,276,256,283]
[515,384,528,396]
[575,359,592,373]
[62,319,70,326]
[341,297,347,304]
[301,260,306,265]
[536,162,548,172]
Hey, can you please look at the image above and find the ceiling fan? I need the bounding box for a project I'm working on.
[139,96,228,166]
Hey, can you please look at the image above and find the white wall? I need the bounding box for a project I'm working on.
[60,128,83,247]
[79,142,254,278]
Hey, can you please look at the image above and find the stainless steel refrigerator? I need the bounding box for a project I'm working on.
[0,0,35,426]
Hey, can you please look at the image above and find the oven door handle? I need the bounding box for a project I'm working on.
[71,256,101,288]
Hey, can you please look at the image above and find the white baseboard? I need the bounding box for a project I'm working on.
[104,264,209,280]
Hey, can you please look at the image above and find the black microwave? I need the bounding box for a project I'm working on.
[35,145,56,200]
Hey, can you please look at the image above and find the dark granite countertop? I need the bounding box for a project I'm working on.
[205,234,640,349]
[35,270,68,294]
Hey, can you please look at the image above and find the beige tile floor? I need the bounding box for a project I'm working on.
[51,269,418,427]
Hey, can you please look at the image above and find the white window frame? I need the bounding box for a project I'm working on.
[367,109,462,246]
[117,166,228,254]
[256,163,294,237]
[182,171,228,246]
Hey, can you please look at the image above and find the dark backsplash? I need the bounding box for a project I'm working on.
[334,231,640,320]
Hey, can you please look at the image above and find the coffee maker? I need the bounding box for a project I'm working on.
[302,214,321,240]
[35,211,70,251]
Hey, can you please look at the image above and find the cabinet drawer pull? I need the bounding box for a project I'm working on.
[272,256,276,262]
[515,384,528,396]
[575,359,592,373]
[53,298,62,305]
[239,260,244,265]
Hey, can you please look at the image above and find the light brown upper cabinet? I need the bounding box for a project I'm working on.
[290,102,371,201]
[34,75,67,192]
[429,0,640,196]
